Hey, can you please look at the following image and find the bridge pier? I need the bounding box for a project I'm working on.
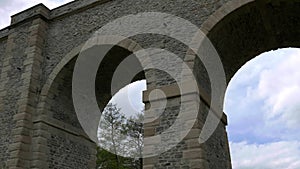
[1,0,298,168]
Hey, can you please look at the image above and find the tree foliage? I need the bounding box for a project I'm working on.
[96,103,144,169]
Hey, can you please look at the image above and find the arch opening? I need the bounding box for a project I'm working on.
[199,1,300,169]
[40,44,147,168]
[224,48,300,169]
[97,80,146,169]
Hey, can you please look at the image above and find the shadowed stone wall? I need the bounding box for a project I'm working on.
[0,0,298,168]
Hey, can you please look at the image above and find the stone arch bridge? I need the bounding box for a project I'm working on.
[0,0,298,168]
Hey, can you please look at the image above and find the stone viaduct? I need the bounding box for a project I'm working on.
[0,0,299,168]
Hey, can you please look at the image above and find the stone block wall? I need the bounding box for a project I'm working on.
[0,21,32,167]
[0,38,7,168]
[0,0,237,168]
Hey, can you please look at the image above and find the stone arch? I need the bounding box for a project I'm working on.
[200,0,254,35]
[186,0,300,97]
[203,0,300,82]
[33,38,147,168]
[1,0,298,168]
[38,38,144,111]
[186,1,300,168]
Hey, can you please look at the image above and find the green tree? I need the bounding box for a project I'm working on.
[96,103,144,169]
[96,146,131,169]
[97,103,128,169]
[123,113,144,169]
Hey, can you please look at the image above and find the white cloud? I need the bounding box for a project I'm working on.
[0,0,73,29]
[230,141,300,169]
[228,49,285,89]
[109,80,146,118]
[225,48,300,143]
[255,49,300,129]
[226,48,300,169]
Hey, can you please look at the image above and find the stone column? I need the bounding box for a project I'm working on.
[4,4,50,168]
[142,57,231,168]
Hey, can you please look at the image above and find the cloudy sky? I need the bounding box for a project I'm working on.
[108,80,146,118]
[225,48,300,169]
[0,0,73,29]
[113,48,300,169]
[1,1,300,168]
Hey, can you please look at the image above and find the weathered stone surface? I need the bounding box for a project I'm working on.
[0,0,298,168]
[0,22,30,168]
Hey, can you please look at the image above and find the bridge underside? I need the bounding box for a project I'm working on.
[0,0,299,168]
